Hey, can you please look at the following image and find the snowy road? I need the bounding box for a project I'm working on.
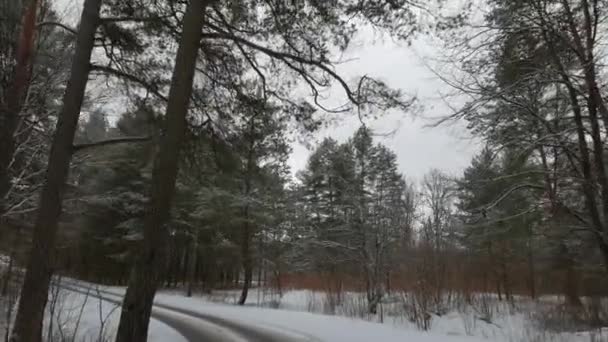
[60,282,484,342]
[8,276,483,342]
[63,284,314,342]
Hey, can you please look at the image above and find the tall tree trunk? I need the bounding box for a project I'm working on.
[9,1,101,340]
[559,242,582,307]
[536,5,608,272]
[257,260,262,287]
[1,230,19,298]
[238,216,252,305]
[527,234,536,299]
[564,261,582,307]
[238,118,256,306]
[187,230,199,297]
[500,253,511,302]
[114,0,207,340]
[0,0,39,213]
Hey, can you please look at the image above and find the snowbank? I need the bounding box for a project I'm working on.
[44,287,186,342]
[166,287,608,342]
[62,280,608,342]
[152,292,483,342]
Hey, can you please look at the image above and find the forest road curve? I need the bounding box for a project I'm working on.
[61,283,318,342]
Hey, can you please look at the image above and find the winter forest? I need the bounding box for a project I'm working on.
[2,0,608,341]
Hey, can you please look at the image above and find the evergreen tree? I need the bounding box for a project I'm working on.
[67,108,156,283]
[298,126,411,312]
[457,148,542,299]
[447,0,608,274]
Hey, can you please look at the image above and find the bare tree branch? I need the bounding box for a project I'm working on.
[36,21,77,35]
[72,136,152,152]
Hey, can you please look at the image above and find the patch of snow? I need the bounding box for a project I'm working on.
[44,285,186,342]
[65,280,608,342]
[152,293,484,342]
[0,254,10,269]
[148,319,189,342]
[160,287,608,342]
[96,284,483,341]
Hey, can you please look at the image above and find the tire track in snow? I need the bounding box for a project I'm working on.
[62,283,319,342]
[60,284,238,342]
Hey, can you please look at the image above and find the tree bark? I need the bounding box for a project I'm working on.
[562,246,582,307]
[238,117,256,306]
[238,225,252,305]
[527,233,536,299]
[187,230,199,297]
[9,0,101,341]
[535,1,608,272]
[113,0,207,340]
[0,0,39,213]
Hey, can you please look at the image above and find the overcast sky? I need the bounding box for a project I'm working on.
[288,31,480,181]
[55,0,480,182]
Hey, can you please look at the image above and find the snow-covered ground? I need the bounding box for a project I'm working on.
[54,280,486,341]
[173,287,608,342]
[0,265,186,342]
[15,277,608,342]
[0,254,10,269]
[43,285,186,342]
[152,291,484,342]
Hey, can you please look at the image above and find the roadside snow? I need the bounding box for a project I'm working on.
[62,280,608,342]
[161,287,608,342]
[148,320,187,342]
[154,293,485,342]
[0,254,10,269]
[45,287,186,342]
[91,284,484,341]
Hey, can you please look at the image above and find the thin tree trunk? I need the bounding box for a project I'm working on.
[238,117,257,306]
[500,255,511,302]
[4,260,15,342]
[564,262,582,307]
[557,242,582,307]
[2,245,15,342]
[113,0,207,340]
[238,220,252,305]
[9,1,101,340]
[187,230,199,297]
[182,248,189,287]
[0,233,17,298]
[0,0,39,213]
[536,4,608,272]
[257,262,262,287]
[274,270,282,296]
[527,235,536,299]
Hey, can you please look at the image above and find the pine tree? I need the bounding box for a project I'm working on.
[457,147,542,300]
[10,0,103,340]
[298,127,412,312]
[67,108,155,283]
[114,0,208,339]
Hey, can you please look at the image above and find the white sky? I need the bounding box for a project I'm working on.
[288,31,479,181]
[55,0,480,182]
